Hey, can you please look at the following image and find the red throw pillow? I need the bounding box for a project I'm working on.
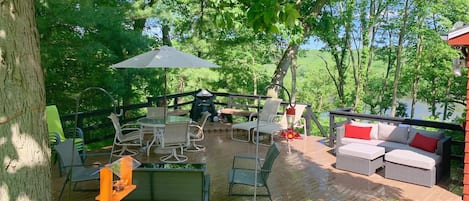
[344,124,372,140]
[410,132,439,153]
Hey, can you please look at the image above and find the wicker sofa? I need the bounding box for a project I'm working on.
[335,121,451,187]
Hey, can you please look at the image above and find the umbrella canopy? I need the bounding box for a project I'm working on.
[112,46,219,68]
[111,45,219,116]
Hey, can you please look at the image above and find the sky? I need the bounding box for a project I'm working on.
[300,37,325,50]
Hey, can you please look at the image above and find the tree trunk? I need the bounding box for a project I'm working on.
[0,1,51,200]
[270,44,299,92]
[378,9,394,115]
[390,0,410,117]
[410,25,424,119]
[290,51,298,103]
[162,24,172,46]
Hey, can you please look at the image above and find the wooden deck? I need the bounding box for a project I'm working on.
[53,122,462,201]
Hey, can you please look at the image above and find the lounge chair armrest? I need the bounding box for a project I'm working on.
[249,112,258,121]
[267,114,280,122]
[190,124,202,130]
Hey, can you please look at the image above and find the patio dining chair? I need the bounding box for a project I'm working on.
[141,106,166,138]
[231,98,282,142]
[55,139,100,201]
[160,121,191,163]
[228,143,280,200]
[252,104,307,146]
[147,106,165,118]
[108,112,142,157]
[186,111,211,152]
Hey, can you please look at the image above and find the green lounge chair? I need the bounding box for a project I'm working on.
[46,105,86,162]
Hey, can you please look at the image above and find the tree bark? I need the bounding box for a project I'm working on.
[0,1,50,200]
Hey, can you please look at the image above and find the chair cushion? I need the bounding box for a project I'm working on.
[407,127,443,144]
[337,143,385,160]
[378,122,409,144]
[344,123,372,140]
[385,149,439,170]
[350,121,379,139]
[409,133,439,153]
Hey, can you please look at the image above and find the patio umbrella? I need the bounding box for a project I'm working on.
[111,45,220,115]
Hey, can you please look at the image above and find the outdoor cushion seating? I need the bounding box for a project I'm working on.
[385,149,439,187]
[335,121,451,187]
[336,143,385,176]
[231,98,282,142]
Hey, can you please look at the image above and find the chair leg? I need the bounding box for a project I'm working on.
[58,177,69,201]
[265,184,272,201]
[228,183,233,198]
[160,148,188,163]
[185,141,206,152]
[112,145,138,157]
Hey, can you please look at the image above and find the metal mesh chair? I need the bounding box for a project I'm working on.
[160,121,191,163]
[108,113,142,157]
[55,139,100,201]
[228,143,280,200]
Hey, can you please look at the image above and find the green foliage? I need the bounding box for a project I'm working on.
[37,0,152,112]
[38,0,469,126]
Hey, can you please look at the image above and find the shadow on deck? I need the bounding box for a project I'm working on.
[53,122,462,201]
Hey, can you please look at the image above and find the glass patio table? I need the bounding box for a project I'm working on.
[137,116,190,156]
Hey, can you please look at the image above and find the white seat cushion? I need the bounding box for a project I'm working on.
[338,143,385,160]
[341,138,384,146]
[385,149,440,170]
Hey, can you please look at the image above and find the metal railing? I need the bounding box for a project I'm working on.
[59,89,327,144]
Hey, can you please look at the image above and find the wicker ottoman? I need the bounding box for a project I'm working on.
[385,149,437,187]
[336,143,385,176]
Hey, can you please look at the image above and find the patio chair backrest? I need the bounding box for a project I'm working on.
[190,111,211,138]
[293,104,307,124]
[164,121,190,146]
[54,139,84,171]
[199,112,211,129]
[260,143,280,183]
[276,104,308,128]
[258,98,282,121]
[147,107,165,118]
[108,113,125,141]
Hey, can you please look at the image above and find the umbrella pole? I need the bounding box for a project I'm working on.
[164,68,168,119]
